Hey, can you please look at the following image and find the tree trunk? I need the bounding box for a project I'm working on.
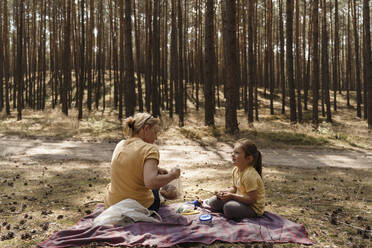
[333,0,339,111]
[152,0,160,117]
[222,0,239,133]
[118,0,124,120]
[124,0,136,117]
[204,0,216,126]
[134,0,143,112]
[62,0,71,116]
[247,0,255,123]
[312,0,319,126]
[295,0,302,122]
[346,2,351,107]
[16,0,24,120]
[170,0,178,119]
[268,0,274,115]
[322,0,331,122]
[0,0,3,112]
[363,0,372,128]
[87,0,94,111]
[287,0,296,123]
[279,0,286,114]
[177,0,184,126]
[3,0,10,115]
[78,0,85,120]
[145,0,152,112]
[353,0,362,118]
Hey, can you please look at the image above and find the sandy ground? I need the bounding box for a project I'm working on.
[1,135,371,169]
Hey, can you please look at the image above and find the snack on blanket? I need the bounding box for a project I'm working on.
[160,184,178,200]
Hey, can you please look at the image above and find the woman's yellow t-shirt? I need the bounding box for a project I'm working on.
[104,137,160,209]
[232,166,265,216]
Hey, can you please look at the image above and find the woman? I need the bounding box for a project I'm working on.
[208,138,265,220]
[104,112,180,211]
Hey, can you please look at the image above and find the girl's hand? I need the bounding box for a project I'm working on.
[217,192,234,202]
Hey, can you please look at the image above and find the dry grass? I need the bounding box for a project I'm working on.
[0,89,371,247]
[0,156,371,247]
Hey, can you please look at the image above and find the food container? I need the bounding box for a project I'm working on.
[199,214,213,225]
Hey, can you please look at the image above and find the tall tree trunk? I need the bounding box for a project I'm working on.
[0,0,3,111]
[177,0,184,126]
[333,0,339,111]
[247,0,255,123]
[312,0,319,126]
[134,0,143,112]
[346,2,351,107]
[287,0,296,123]
[16,0,24,120]
[152,0,160,117]
[295,0,302,122]
[124,0,136,117]
[242,1,248,113]
[268,0,274,115]
[78,0,85,120]
[222,0,239,133]
[119,0,124,119]
[279,0,286,114]
[363,0,372,128]
[145,0,152,112]
[62,0,71,116]
[170,0,178,119]
[204,0,216,126]
[322,0,331,122]
[87,0,94,111]
[3,0,10,115]
[353,0,362,118]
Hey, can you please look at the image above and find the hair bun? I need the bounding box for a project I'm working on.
[128,120,135,129]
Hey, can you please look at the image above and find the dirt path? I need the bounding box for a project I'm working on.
[1,135,371,169]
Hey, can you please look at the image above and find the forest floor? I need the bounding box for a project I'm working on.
[0,92,371,248]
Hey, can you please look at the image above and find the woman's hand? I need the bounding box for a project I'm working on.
[169,167,181,179]
[158,168,168,175]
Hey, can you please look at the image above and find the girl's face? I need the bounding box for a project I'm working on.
[232,145,253,170]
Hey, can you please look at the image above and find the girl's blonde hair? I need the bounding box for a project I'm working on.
[236,138,262,177]
[123,112,160,138]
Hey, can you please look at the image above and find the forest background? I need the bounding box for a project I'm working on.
[0,0,371,247]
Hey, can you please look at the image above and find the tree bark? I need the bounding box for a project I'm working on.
[287,0,296,123]
[222,0,239,133]
[247,0,255,123]
[152,0,160,117]
[177,0,184,126]
[352,0,362,118]
[312,0,319,126]
[124,0,136,117]
[333,0,339,111]
[204,0,216,126]
[363,0,372,128]
[322,0,331,122]
[170,0,178,119]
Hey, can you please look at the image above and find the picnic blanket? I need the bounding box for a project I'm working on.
[38,203,312,248]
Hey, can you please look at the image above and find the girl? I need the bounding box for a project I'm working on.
[208,139,265,220]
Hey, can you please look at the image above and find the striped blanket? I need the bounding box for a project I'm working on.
[39,203,312,247]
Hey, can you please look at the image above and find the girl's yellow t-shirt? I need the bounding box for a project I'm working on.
[232,166,265,216]
[104,137,159,209]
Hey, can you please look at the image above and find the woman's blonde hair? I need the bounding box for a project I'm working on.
[123,112,160,138]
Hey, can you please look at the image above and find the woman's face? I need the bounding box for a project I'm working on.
[232,145,252,170]
[143,124,160,144]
